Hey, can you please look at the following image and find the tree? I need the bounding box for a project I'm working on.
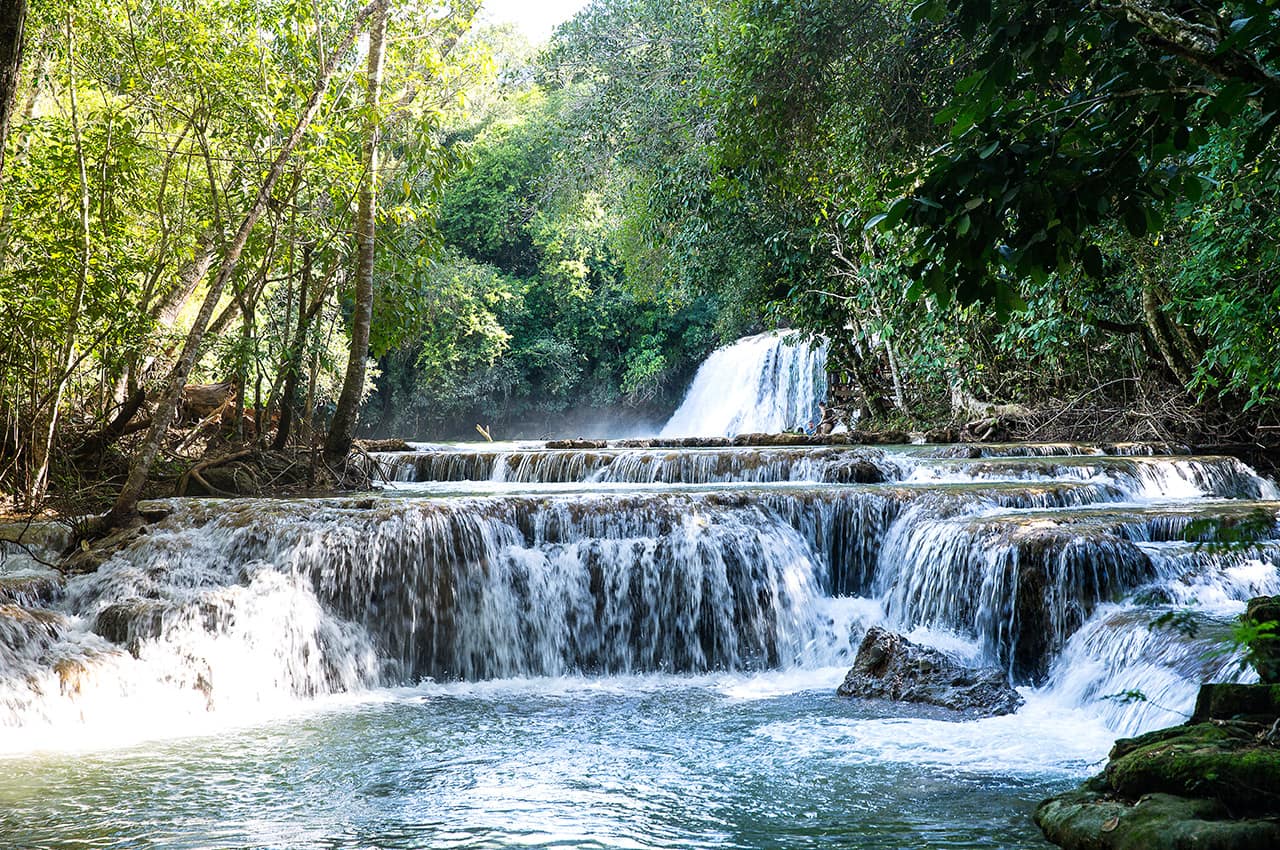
[324,0,389,464]
[104,0,388,528]
[879,0,1280,309]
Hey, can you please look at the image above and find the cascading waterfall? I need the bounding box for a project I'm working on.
[3,441,1277,749]
[660,331,828,437]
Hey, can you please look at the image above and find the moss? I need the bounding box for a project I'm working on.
[1191,683,1280,723]
[1036,791,1280,850]
[1104,722,1280,814]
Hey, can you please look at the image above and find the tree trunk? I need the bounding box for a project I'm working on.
[0,0,27,178]
[102,0,387,529]
[1141,283,1195,386]
[324,0,388,465]
[274,244,313,450]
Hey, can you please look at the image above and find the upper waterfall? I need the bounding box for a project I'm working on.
[661,332,828,437]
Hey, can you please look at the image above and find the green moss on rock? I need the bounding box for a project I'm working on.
[1038,684,1280,849]
[1105,722,1280,814]
[1191,683,1280,723]
[1036,791,1280,850]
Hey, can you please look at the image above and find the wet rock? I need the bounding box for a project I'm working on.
[94,599,167,653]
[829,457,888,484]
[356,438,411,452]
[672,437,732,448]
[1002,526,1153,684]
[836,627,1023,717]
[846,429,909,445]
[546,439,609,449]
[0,604,68,667]
[1105,721,1280,814]
[0,572,63,606]
[731,432,812,447]
[0,521,73,553]
[924,427,960,444]
[60,525,146,575]
[1244,596,1280,683]
[1036,789,1280,850]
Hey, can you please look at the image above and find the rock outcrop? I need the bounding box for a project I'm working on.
[836,626,1024,717]
[1036,598,1280,850]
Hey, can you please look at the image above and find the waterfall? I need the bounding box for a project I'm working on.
[2,443,1278,746]
[660,331,828,437]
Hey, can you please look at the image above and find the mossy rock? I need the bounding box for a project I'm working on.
[1105,722,1280,814]
[1036,790,1280,850]
[1190,683,1280,723]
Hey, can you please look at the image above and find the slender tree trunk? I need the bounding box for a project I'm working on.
[1141,283,1195,386]
[274,244,313,450]
[324,0,388,464]
[103,0,386,529]
[0,0,27,178]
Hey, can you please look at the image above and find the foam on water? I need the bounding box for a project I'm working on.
[751,691,1115,777]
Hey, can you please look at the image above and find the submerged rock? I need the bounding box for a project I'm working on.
[835,627,1023,717]
[1036,683,1280,850]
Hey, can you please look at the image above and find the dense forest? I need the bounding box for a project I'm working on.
[0,0,1278,519]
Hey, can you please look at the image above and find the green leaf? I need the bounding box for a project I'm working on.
[863,212,889,232]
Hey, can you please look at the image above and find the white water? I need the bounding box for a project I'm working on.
[661,331,828,437]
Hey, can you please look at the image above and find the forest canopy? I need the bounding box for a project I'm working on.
[0,0,1277,515]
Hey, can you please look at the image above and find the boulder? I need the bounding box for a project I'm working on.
[1036,789,1280,850]
[1190,682,1280,724]
[836,626,1024,717]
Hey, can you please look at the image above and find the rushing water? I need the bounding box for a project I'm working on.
[1,439,1278,849]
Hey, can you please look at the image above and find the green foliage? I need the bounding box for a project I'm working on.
[884,1,1280,310]
[367,80,720,436]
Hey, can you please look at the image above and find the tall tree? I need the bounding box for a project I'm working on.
[103,0,388,528]
[324,0,389,464]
